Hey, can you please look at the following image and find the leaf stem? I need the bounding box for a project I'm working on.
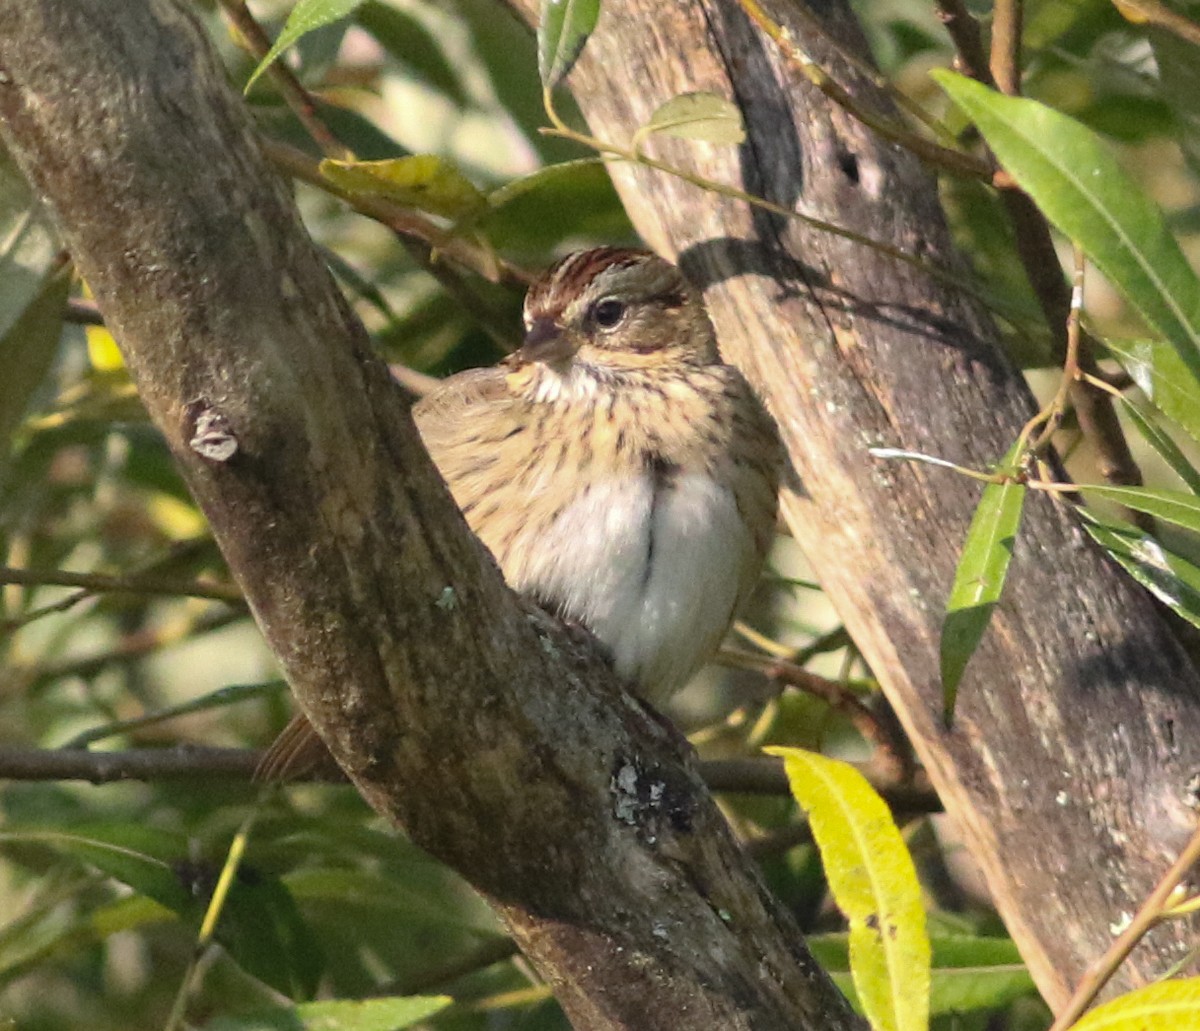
[1016,244,1086,460]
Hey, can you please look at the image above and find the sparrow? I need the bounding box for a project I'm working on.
[260,247,782,778]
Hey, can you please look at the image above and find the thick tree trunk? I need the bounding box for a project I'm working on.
[0,1,865,1028]
[504,0,1200,1008]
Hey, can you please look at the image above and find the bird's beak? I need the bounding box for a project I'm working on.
[513,317,576,366]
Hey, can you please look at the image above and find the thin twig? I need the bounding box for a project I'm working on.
[0,745,943,818]
[3,590,102,632]
[0,745,263,782]
[60,681,286,749]
[165,805,261,1031]
[1017,244,1085,458]
[767,0,954,142]
[792,625,854,667]
[0,565,245,604]
[1088,367,1133,392]
[1,541,239,633]
[702,756,939,811]
[989,0,1023,96]
[933,0,995,85]
[1000,158,1145,495]
[995,189,1128,480]
[1048,819,1200,1030]
[218,0,350,160]
[731,619,796,659]
[716,645,913,781]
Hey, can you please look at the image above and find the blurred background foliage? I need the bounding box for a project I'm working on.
[1,0,1198,1027]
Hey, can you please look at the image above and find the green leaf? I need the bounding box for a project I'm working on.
[0,895,175,988]
[246,0,366,93]
[1104,337,1200,447]
[1115,395,1200,494]
[1079,511,1200,630]
[0,156,60,340]
[480,158,629,250]
[320,156,487,219]
[455,0,576,163]
[485,157,605,211]
[924,935,1035,1014]
[220,870,324,1001]
[284,867,500,936]
[2,821,321,998]
[934,71,1200,387]
[0,266,69,473]
[537,0,600,90]
[355,2,468,108]
[1078,484,1200,533]
[634,92,746,147]
[1068,977,1200,1031]
[201,995,451,1031]
[767,747,930,1031]
[940,175,1049,365]
[0,824,194,914]
[941,451,1026,724]
[807,933,1036,1015]
[0,157,65,479]
[62,680,284,749]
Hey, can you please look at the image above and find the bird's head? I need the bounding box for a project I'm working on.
[508,248,718,399]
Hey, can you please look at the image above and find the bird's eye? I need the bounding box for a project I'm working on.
[589,298,626,330]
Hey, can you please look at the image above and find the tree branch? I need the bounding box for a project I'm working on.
[0,745,264,783]
[0,746,942,814]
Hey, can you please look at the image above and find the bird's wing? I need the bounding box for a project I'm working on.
[413,366,509,441]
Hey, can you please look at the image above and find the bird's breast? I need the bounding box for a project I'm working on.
[491,464,756,703]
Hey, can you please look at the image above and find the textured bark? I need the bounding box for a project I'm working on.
[503,0,1200,1008]
[0,1,864,1028]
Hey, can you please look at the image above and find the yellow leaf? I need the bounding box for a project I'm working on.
[321,156,487,219]
[1112,0,1150,24]
[766,747,931,1031]
[86,325,125,372]
[147,494,207,539]
[636,92,746,146]
[1069,978,1200,1030]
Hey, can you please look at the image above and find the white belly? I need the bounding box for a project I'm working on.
[508,472,754,702]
